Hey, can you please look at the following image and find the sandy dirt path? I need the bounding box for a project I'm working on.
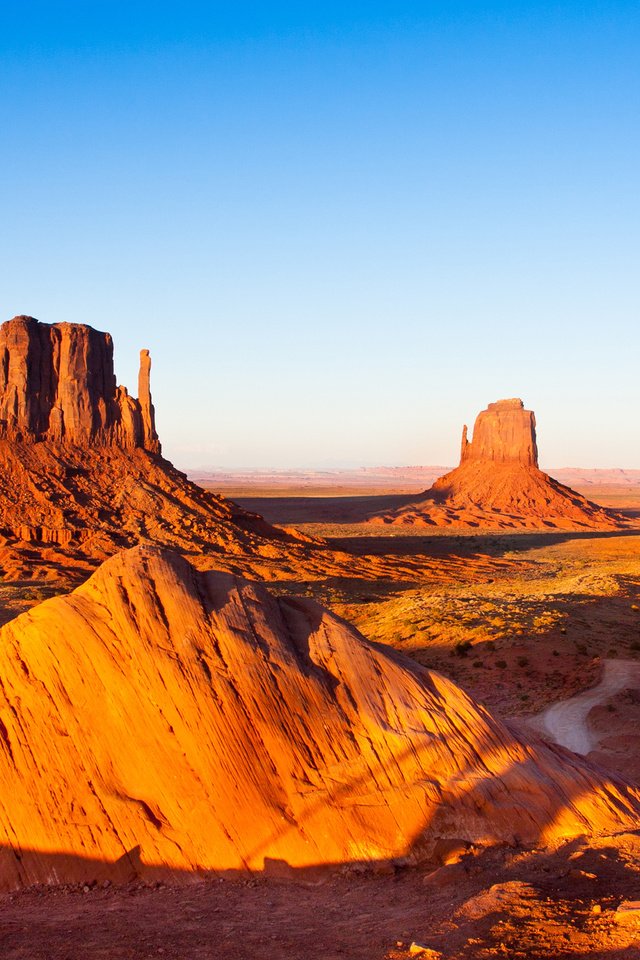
[539,659,640,755]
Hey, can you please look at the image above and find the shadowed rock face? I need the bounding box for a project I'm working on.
[0,316,159,452]
[461,399,538,467]
[0,545,637,890]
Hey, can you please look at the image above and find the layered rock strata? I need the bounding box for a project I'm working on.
[0,545,637,889]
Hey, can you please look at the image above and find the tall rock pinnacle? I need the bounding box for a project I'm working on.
[137,348,159,453]
[0,315,160,453]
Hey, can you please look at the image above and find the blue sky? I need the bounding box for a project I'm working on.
[1,2,638,468]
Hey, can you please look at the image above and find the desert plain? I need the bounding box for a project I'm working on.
[1,319,640,960]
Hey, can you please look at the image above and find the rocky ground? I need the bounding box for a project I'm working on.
[3,833,640,959]
[3,479,640,959]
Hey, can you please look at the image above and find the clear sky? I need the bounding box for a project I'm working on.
[1,2,638,469]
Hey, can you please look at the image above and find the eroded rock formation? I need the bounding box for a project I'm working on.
[372,398,628,530]
[0,315,321,580]
[460,398,538,466]
[0,315,159,452]
[0,545,637,889]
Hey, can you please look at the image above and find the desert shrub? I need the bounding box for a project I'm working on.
[516,656,529,668]
[21,587,50,602]
[495,659,507,669]
[575,643,588,655]
[453,639,473,657]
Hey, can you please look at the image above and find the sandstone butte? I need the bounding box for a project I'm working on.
[372,398,629,530]
[0,315,334,583]
[0,544,638,890]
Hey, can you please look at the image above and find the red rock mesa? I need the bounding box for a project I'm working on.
[0,544,637,889]
[0,316,305,581]
[372,399,628,530]
[0,316,159,451]
[460,398,538,466]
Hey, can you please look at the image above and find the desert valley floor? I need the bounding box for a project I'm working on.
[3,470,640,960]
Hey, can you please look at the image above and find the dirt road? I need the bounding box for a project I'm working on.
[539,659,640,755]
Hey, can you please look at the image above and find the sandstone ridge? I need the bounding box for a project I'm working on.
[0,544,637,889]
[0,315,159,451]
[372,398,629,530]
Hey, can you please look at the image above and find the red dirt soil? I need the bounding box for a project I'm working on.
[3,833,640,959]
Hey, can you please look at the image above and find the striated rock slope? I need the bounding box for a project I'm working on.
[0,316,315,582]
[0,544,638,890]
[373,399,628,530]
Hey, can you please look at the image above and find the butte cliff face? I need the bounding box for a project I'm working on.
[460,398,538,467]
[372,398,628,530]
[0,545,637,890]
[0,315,159,451]
[0,315,318,582]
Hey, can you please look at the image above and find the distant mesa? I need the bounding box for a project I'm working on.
[372,398,628,530]
[0,315,304,581]
[0,544,637,889]
[460,398,538,467]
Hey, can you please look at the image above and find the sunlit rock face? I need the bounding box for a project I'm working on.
[372,398,627,530]
[0,315,301,577]
[0,545,637,889]
[460,398,538,467]
[0,315,159,451]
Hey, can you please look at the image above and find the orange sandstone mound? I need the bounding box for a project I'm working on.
[0,316,316,581]
[0,543,638,890]
[373,398,628,530]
